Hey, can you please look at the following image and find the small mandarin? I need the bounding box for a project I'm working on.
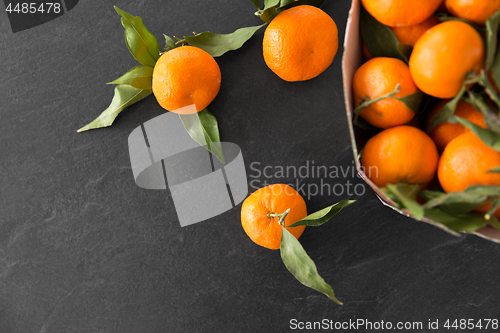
[361,0,442,27]
[409,21,484,99]
[361,126,439,189]
[438,132,500,218]
[445,0,500,26]
[353,57,417,129]
[241,184,307,250]
[152,46,221,114]
[390,14,440,46]
[262,5,338,82]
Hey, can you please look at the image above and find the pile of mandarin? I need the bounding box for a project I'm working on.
[354,0,500,221]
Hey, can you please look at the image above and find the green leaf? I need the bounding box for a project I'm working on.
[485,10,500,70]
[360,5,410,64]
[288,200,357,227]
[491,47,500,90]
[418,190,445,202]
[250,0,260,9]
[259,0,280,23]
[488,166,500,173]
[280,227,342,305]
[427,84,466,132]
[395,90,424,114]
[385,183,424,220]
[179,109,226,164]
[107,65,154,90]
[465,185,500,197]
[184,24,266,57]
[277,0,326,12]
[466,91,500,134]
[164,34,176,52]
[424,208,489,232]
[114,6,161,66]
[422,189,488,215]
[453,115,500,151]
[77,85,152,132]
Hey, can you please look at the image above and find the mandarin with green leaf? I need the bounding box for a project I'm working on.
[438,132,500,218]
[241,184,307,250]
[353,57,418,129]
[152,46,221,114]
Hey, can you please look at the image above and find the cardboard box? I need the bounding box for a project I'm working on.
[341,0,500,243]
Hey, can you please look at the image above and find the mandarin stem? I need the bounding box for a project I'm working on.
[353,84,401,115]
[278,209,291,227]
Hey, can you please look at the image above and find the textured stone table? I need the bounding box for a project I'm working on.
[1,0,500,332]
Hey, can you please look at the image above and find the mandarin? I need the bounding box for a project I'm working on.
[152,46,221,114]
[262,5,338,82]
[445,0,500,26]
[409,21,484,99]
[353,57,417,129]
[361,126,439,189]
[390,14,440,46]
[241,184,307,250]
[438,132,500,218]
[361,0,442,27]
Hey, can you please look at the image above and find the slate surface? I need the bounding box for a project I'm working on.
[1,1,500,332]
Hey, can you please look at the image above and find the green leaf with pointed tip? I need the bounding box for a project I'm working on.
[418,190,444,201]
[427,84,466,132]
[424,208,489,232]
[453,115,500,151]
[385,183,424,220]
[287,200,356,227]
[114,6,161,66]
[179,109,225,164]
[77,85,151,132]
[164,34,176,51]
[485,10,500,70]
[251,0,260,9]
[360,6,410,64]
[184,24,266,57]
[465,185,500,196]
[277,0,326,12]
[280,227,342,305]
[395,90,424,114]
[488,166,500,173]
[108,65,154,90]
[422,189,488,215]
[260,0,280,23]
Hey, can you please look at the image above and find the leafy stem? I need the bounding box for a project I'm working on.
[354,84,401,115]
[485,198,500,220]
[268,208,291,226]
[173,36,189,47]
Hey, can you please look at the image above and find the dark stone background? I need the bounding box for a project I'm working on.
[1,0,499,332]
